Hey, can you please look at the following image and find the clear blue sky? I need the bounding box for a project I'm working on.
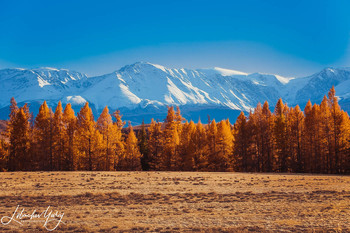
[0,0,350,77]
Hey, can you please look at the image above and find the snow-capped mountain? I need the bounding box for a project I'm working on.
[82,62,287,112]
[0,62,349,124]
[0,67,90,104]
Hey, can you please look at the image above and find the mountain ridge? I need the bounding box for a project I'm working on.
[1,62,350,124]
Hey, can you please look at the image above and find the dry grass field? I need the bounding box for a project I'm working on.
[0,172,349,232]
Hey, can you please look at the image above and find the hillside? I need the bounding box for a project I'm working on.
[1,63,350,124]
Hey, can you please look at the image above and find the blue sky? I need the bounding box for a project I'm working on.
[0,0,350,77]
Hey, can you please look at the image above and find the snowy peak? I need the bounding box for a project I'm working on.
[31,67,88,85]
[197,67,248,77]
[119,61,168,74]
[290,67,350,106]
[1,63,350,123]
[0,67,89,108]
[98,63,293,112]
[213,67,248,76]
[0,67,88,86]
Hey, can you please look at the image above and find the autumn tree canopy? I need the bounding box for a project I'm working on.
[1,87,349,174]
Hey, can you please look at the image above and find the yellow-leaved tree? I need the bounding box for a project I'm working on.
[97,106,115,171]
[191,119,208,171]
[148,119,163,170]
[52,101,65,170]
[178,120,196,171]
[8,103,31,171]
[76,102,102,171]
[162,106,180,170]
[138,120,150,171]
[112,110,125,170]
[233,112,249,172]
[288,105,304,172]
[302,100,313,172]
[215,119,234,171]
[34,101,54,170]
[62,103,77,170]
[328,86,350,173]
[273,98,289,172]
[206,119,218,171]
[118,124,142,170]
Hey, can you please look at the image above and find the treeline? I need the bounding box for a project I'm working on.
[0,87,349,174]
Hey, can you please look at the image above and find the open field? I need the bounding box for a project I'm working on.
[0,172,349,232]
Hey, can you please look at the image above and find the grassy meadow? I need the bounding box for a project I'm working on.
[0,172,349,232]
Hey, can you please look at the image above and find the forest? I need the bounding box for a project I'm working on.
[0,87,349,174]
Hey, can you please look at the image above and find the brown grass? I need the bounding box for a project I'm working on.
[0,172,349,232]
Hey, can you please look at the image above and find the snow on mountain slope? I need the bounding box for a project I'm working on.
[0,68,90,108]
[1,62,350,123]
[291,67,350,106]
[82,62,288,112]
[198,67,248,76]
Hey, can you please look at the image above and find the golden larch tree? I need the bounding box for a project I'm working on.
[206,119,218,171]
[34,101,54,170]
[233,112,250,172]
[319,96,331,173]
[248,103,263,172]
[76,102,102,171]
[302,100,313,172]
[112,110,125,170]
[62,103,77,170]
[138,120,150,171]
[191,119,208,171]
[97,106,115,170]
[215,119,234,171]
[8,104,31,171]
[148,119,163,170]
[328,86,350,173]
[162,106,180,170]
[118,124,142,170]
[52,101,65,170]
[261,101,274,172]
[179,120,196,171]
[273,98,290,172]
[288,105,304,172]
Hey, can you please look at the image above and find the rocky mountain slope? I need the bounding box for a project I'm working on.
[1,62,349,124]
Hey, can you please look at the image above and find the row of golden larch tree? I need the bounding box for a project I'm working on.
[0,87,349,174]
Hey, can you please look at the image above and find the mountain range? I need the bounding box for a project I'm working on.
[1,62,350,124]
